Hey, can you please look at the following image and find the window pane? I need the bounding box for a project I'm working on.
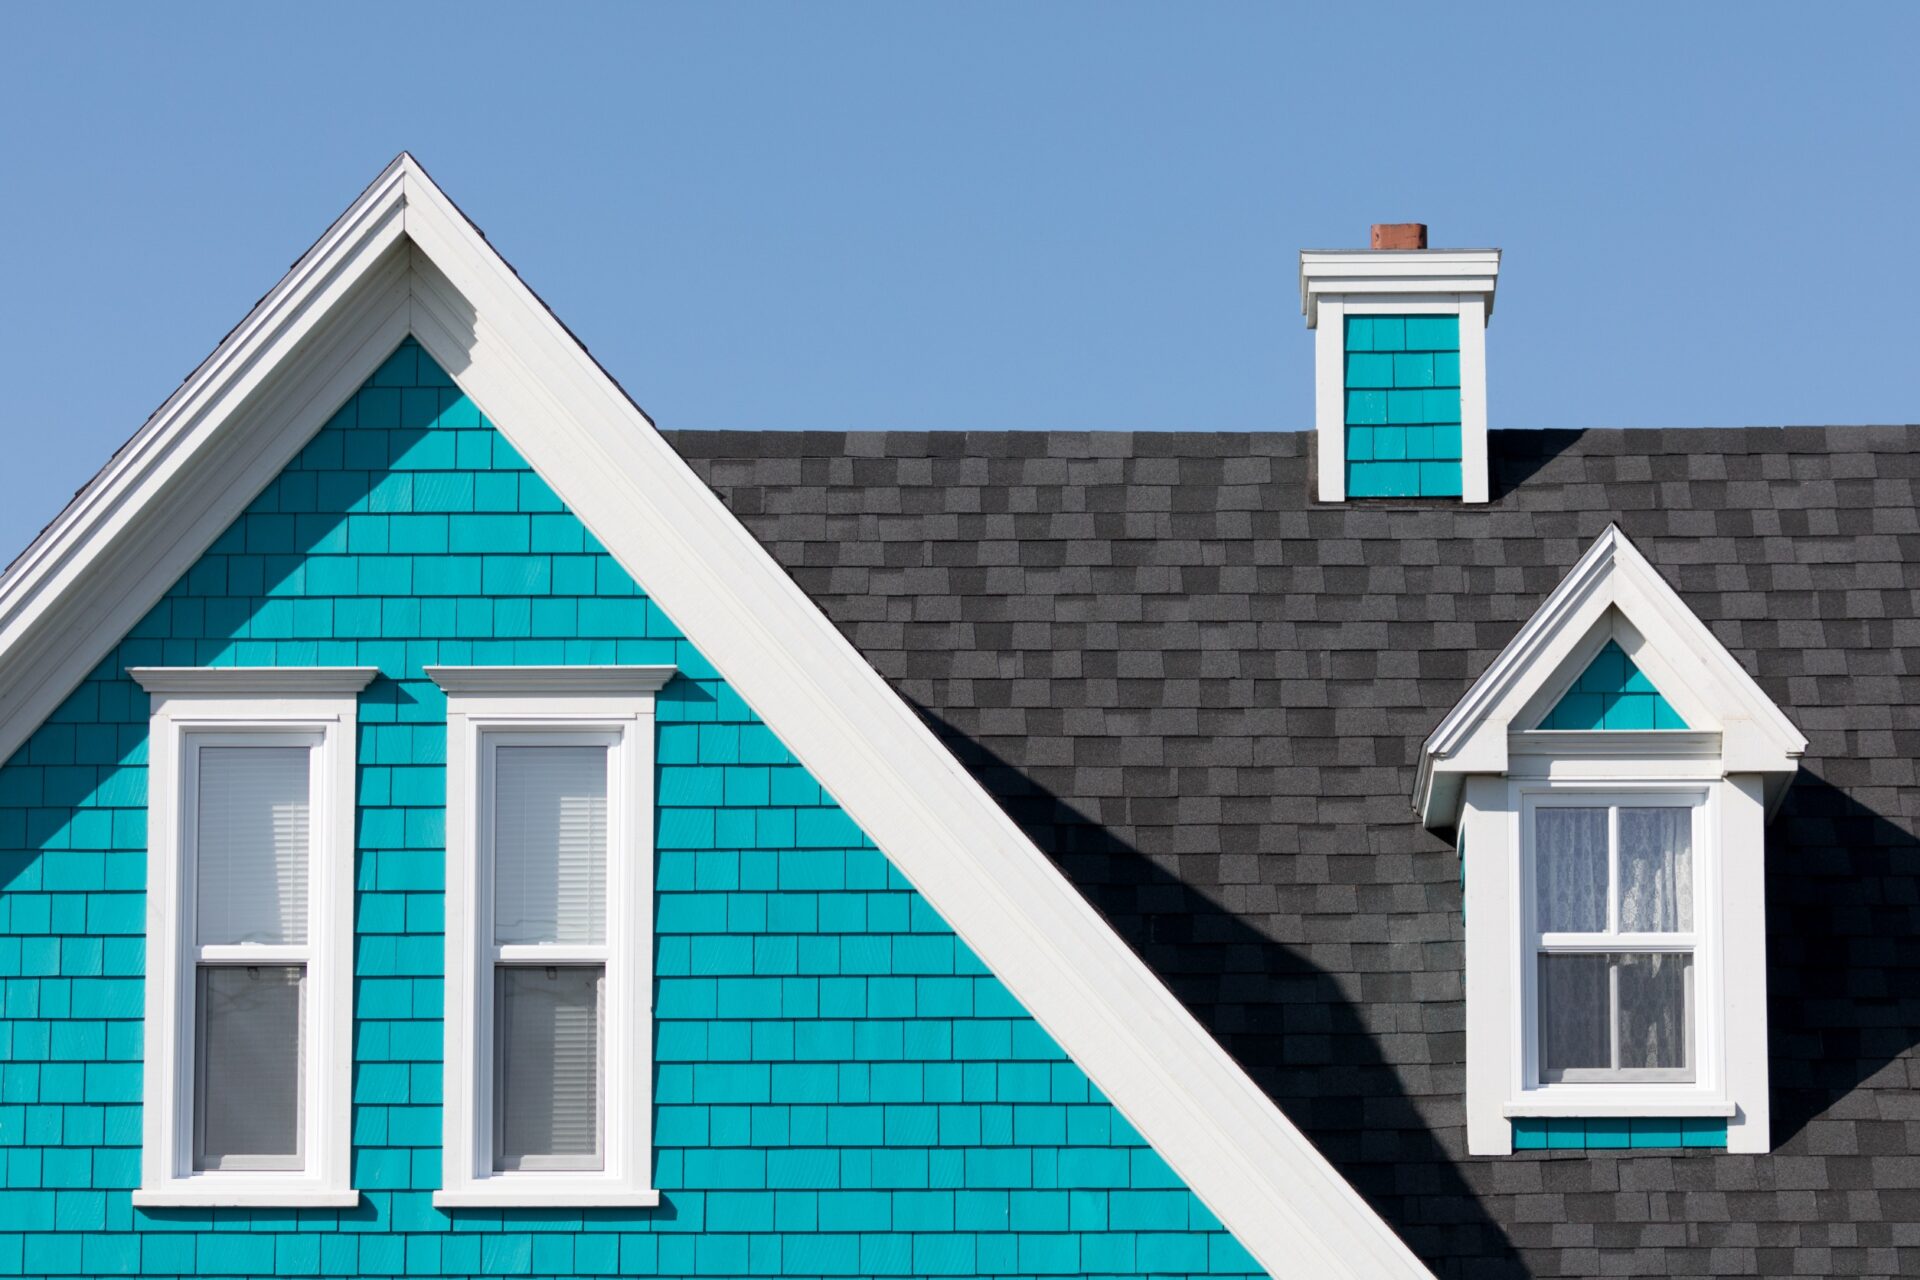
[495,966,603,1170]
[1534,807,1607,933]
[195,965,304,1170]
[1618,952,1691,1071]
[1537,953,1609,1076]
[195,746,310,945]
[493,746,608,945]
[1618,807,1692,932]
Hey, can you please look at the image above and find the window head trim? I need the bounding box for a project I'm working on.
[430,666,668,1209]
[129,666,374,1208]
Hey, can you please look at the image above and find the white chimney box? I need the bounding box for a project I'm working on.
[1300,233,1500,504]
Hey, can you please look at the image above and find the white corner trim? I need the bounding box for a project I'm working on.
[437,673,658,1208]
[424,664,675,697]
[130,666,380,697]
[1416,525,1806,828]
[1312,297,1347,502]
[138,680,361,1206]
[0,156,1427,1277]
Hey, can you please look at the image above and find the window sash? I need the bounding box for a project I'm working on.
[1536,950,1695,1084]
[1525,793,1705,1088]
[492,963,605,1172]
[475,729,622,1184]
[193,963,307,1171]
[182,733,323,1175]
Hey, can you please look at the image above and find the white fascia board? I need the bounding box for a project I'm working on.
[1415,525,1806,828]
[1299,249,1500,327]
[0,156,1430,1278]
[0,157,414,768]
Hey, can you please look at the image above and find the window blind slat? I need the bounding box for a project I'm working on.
[495,965,602,1170]
[194,965,304,1170]
[195,746,310,946]
[493,746,608,946]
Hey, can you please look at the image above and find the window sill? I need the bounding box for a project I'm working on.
[1504,1095,1735,1119]
[133,1185,361,1209]
[433,1185,662,1209]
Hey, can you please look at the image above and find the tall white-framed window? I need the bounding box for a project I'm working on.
[1522,789,1706,1089]
[429,665,673,1208]
[129,667,376,1208]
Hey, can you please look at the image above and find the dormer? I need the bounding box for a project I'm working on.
[1301,224,1500,503]
[1417,526,1805,1157]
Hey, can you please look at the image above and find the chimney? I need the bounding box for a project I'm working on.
[1300,228,1499,503]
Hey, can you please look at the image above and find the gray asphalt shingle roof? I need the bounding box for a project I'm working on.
[664,423,1920,1280]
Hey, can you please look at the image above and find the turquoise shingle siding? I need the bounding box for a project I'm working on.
[1538,640,1687,731]
[0,340,1263,1278]
[1343,314,1461,499]
[1510,1118,1727,1150]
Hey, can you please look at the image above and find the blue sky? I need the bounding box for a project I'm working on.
[1,3,1915,559]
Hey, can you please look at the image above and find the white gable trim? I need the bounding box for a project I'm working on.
[0,156,1427,1279]
[1415,524,1805,828]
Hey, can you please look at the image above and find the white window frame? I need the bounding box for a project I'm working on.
[130,666,375,1208]
[429,666,673,1208]
[1461,736,1773,1154]
[1518,785,1713,1091]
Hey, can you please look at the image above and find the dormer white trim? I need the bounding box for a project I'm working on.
[1416,524,1806,829]
[0,155,1427,1278]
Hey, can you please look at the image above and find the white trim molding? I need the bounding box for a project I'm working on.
[429,667,662,1209]
[1300,248,1500,504]
[130,666,374,1208]
[1425,529,1801,1158]
[0,156,1428,1275]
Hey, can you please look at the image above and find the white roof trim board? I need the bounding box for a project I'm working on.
[0,155,1429,1279]
[1415,523,1807,828]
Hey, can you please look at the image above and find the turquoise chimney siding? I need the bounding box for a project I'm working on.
[0,340,1265,1278]
[1343,315,1461,499]
[1538,640,1687,731]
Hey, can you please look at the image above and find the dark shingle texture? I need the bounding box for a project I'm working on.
[662,425,1920,1280]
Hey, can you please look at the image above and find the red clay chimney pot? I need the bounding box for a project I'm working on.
[1371,223,1428,250]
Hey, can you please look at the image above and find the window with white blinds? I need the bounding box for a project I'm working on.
[488,744,609,1171]
[132,665,371,1208]
[431,664,668,1208]
[188,741,317,1169]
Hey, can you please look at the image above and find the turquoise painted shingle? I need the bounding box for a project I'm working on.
[0,339,1264,1278]
[1508,1117,1727,1150]
[1343,313,1464,497]
[1538,639,1688,730]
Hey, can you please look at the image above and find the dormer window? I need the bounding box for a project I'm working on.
[1417,527,1804,1156]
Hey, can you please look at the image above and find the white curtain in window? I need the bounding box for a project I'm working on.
[493,746,608,946]
[1534,807,1607,933]
[195,747,310,946]
[495,966,602,1169]
[1618,807,1692,932]
[194,965,304,1168]
[1537,953,1609,1075]
[1617,952,1690,1070]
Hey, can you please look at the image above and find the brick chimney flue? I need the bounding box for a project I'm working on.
[1370,222,1428,250]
